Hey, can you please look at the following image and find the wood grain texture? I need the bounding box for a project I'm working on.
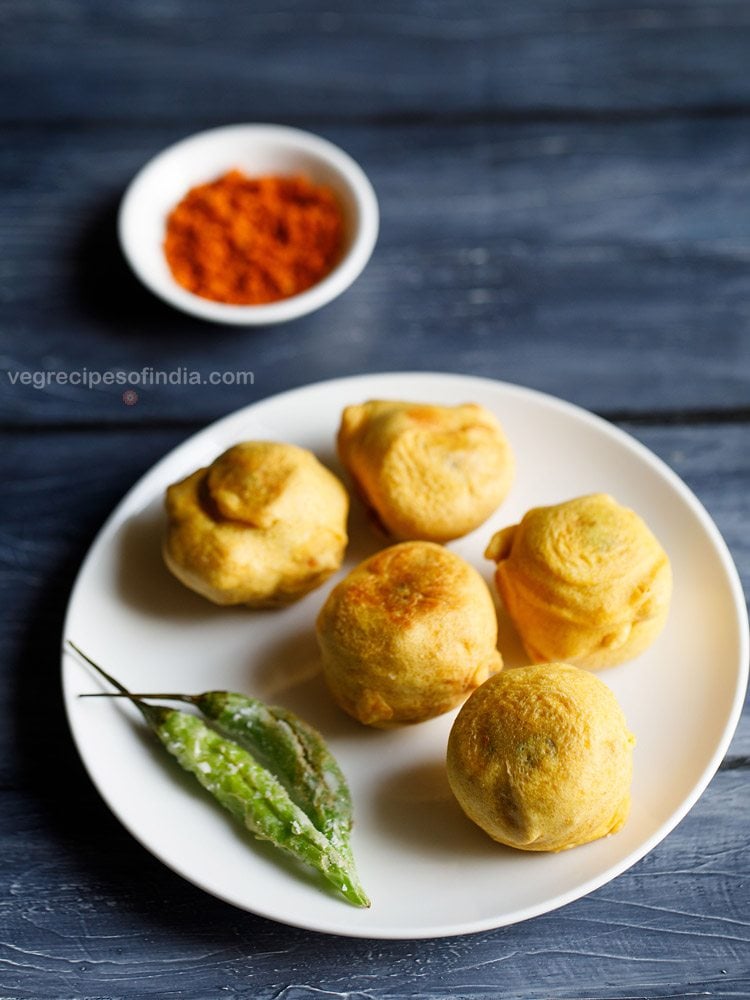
[2,118,750,424]
[0,770,746,1000]
[2,0,749,995]
[4,0,750,123]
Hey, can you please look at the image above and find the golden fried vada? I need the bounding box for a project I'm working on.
[447,662,635,852]
[337,400,514,542]
[316,541,502,727]
[486,493,672,669]
[163,441,348,607]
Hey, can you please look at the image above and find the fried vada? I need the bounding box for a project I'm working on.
[163,441,348,606]
[316,541,503,727]
[337,400,514,542]
[486,493,672,669]
[447,662,635,851]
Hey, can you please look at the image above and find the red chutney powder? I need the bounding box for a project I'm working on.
[164,169,344,305]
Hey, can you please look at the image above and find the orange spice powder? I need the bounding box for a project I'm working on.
[164,169,344,305]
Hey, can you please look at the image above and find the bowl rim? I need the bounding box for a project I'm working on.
[117,123,379,326]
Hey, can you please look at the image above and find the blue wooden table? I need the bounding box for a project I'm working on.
[2,3,748,997]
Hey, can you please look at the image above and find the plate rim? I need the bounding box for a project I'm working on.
[61,371,750,939]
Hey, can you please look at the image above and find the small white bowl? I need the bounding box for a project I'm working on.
[118,124,379,325]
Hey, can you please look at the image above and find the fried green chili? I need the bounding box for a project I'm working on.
[84,687,353,855]
[68,642,369,908]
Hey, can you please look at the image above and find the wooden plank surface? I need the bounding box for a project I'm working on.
[4,0,750,123]
[0,769,746,1000]
[3,0,749,996]
[2,118,750,424]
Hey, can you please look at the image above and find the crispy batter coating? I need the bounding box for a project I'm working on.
[447,662,635,851]
[316,541,503,727]
[163,441,348,607]
[486,493,672,669]
[337,400,514,542]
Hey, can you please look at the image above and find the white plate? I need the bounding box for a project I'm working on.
[62,373,749,939]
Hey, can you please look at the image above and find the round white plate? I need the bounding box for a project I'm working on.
[62,372,748,939]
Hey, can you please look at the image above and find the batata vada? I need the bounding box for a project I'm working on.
[337,400,514,542]
[316,541,503,727]
[447,662,635,851]
[163,441,348,607]
[486,493,672,669]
